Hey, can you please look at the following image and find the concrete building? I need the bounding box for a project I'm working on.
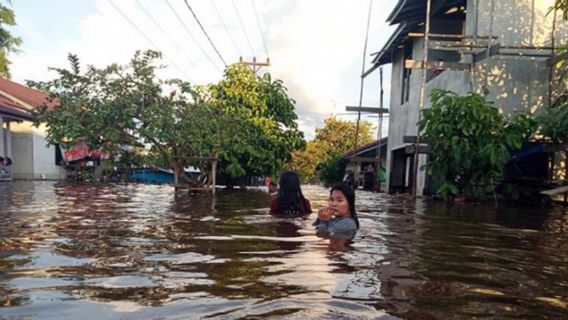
[0,77,62,181]
[366,0,568,195]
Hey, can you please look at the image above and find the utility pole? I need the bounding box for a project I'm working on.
[239,57,270,75]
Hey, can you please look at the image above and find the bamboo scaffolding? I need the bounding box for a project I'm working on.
[411,0,432,198]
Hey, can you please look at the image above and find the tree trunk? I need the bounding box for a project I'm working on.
[172,160,199,187]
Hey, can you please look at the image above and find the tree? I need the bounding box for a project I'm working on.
[32,52,305,185]
[317,152,345,187]
[31,51,215,184]
[418,89,536,200]
[207,64,305,181]
[0,1,21,78]
[314,116,373,153]
[288,116,373,182]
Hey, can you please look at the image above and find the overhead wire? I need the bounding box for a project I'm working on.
[211,0,242,58]
[231,0,255,57]
[108,0,194,82]
[135,0,181,53]
[251,0,269,57]
[183,0,227,67]
[164,0,222,73]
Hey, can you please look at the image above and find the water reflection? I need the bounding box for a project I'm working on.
[0,182,567,319]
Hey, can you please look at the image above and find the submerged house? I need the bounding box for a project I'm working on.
[341,137,387,190]
[0,77,61,181]
[365,0,568,195]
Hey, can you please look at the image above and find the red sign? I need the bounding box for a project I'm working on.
[60,142,110,162]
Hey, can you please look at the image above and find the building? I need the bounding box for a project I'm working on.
[0,77,61,181]
[365,0,568,195]
[341,137,387,190]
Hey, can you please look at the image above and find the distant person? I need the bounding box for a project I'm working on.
[314,183,359,237]
[270,171,312,217]
[343,170,356,189]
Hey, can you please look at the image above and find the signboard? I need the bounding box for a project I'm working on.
[60,142,111,162]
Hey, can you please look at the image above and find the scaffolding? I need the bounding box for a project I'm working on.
[394,0,558,198]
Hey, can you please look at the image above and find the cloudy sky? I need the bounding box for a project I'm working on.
[9,0,397,140]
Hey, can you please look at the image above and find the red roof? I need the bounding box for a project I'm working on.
[0,77,58,111]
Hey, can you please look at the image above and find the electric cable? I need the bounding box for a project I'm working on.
[183,0,227,66]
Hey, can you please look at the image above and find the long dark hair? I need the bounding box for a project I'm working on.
[277,171,305,214]
[330,183,359,228]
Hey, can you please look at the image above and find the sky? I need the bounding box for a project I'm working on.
[9,0,397,140]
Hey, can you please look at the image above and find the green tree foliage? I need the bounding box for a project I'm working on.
[288,116,373,182]
[317,152,345,187]
[418,89,536,200]
[314,116,373,153]
[207,64,305,180]
[538,92,568,142]
[31,51,214,184]
[31,51,304,184]
[0,1,21,78]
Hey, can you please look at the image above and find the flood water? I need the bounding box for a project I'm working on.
[0,181,567,319]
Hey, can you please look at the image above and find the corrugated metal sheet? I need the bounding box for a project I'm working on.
[367,0,465,70]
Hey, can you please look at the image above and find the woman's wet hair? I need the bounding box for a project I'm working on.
[277,171,304,214]
[330,183,359,229]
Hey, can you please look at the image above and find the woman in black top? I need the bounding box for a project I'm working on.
[270,171,312,217]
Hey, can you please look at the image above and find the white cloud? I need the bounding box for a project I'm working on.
[10,0,398,140]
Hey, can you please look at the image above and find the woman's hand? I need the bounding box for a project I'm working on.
[318,206,335,221]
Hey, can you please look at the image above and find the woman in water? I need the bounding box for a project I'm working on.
[314,183,359,236]
[270,171,312,217]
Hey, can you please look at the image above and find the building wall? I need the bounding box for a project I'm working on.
[467,0,568,48]
[32,123,60,179]
[386,0,567,195]
[10,121,61,180]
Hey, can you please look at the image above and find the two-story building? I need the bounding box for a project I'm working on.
[366,0,568,195]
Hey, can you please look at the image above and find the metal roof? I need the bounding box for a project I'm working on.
[365,0,466,74]
[342,137,388,159]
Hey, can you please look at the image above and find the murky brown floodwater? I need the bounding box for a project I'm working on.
[0,181,567,319]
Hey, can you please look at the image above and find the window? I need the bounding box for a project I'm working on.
[401,49,412,105]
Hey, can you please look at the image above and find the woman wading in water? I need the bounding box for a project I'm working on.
[314,184,359,237]
[270,171,312,217]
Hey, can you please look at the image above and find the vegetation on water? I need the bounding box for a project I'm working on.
[31,50,304,184]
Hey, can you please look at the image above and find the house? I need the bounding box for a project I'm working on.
[341,137,387,190]
[0,77,62,181]
[365,0,568,195]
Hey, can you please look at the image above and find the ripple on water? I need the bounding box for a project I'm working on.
[0,182,567,319]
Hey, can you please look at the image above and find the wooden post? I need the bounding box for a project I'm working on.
[239,56,270,75]
[211,156,217,195]
[376,66,384,192]
[412,0,432,198]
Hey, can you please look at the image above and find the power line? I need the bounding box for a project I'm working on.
[183,0,227,67]
[135,0,181,52]
[231,0,255,57]
[251,0,269,57]
[108,0,194,82]
[211,0,242,58]
[164,0,222,73]
[134,0,198,68]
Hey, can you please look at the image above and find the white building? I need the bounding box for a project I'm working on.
[0,77,62,181]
